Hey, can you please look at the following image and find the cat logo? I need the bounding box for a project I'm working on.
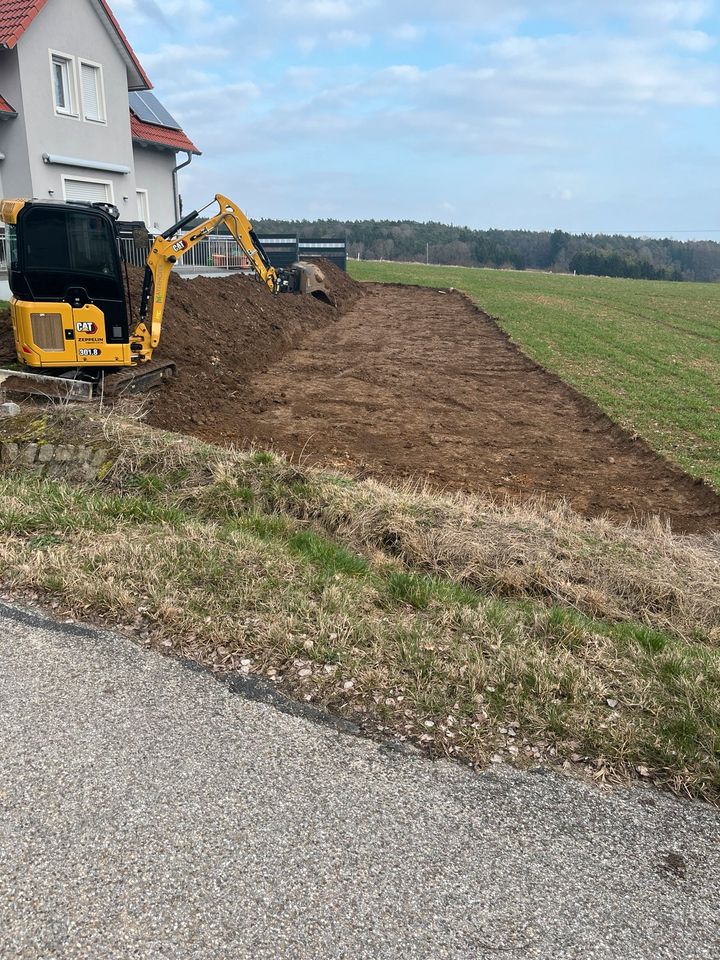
[76,321,98,334]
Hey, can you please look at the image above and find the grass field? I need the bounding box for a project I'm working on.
[348,261,720,492]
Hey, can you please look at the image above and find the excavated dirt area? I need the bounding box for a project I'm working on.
[2,271,720,532]
[210,281,720,534]
[127,263,360,435]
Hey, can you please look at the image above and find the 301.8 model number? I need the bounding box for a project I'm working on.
[79,348,101,357]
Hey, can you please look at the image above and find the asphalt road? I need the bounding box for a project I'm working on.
[1,602,718,960]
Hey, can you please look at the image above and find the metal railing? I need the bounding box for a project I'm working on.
[120,235,250,271]
[0,226,346,274]
[0,226,250,273]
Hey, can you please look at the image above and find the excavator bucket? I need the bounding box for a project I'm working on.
[292,261,334,305]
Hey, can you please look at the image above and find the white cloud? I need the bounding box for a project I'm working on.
[484,34,720,109]
[278,0,370,21]
[140,44,229,68]
[109,0,720,229]
[327,29,372,48]
[159,24,720,168]
[384,65,422,81]
[632,1,713,25]
[670,30,716,51]
[390,24,426,42]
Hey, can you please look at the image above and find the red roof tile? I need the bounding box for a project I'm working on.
[0,0,151,89]
[130,111,201,156]
[0,0,49,47]
[0,93,17,115]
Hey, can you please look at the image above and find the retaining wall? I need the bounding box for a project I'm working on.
[0,441,113,481]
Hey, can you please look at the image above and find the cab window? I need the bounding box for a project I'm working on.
[22,208,118,277]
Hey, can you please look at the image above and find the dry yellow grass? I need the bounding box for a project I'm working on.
[99,406,720,641]
[1,406,719,801]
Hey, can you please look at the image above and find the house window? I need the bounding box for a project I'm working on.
[51,53,76,116]
[80,60,106,123]
[136,189,150,225]
[63,177,113,204]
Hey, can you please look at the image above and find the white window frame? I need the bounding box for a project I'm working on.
[136,188,150,225]
[61,175,114,204]
[49,49,79,120]
[79,58,107,124]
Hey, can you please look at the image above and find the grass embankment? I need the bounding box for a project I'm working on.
[1,408,719,801]
[349,261,720,492]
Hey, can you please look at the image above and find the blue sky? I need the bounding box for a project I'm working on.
[112,0,720,238]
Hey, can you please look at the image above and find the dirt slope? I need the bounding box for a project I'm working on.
[223,282,720,533]
[132,262,361,434]
[0,309,14,361]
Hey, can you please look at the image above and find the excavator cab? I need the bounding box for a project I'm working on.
[4,200,133,369]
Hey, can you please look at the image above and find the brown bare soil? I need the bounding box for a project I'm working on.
[136,261,360,435]
[202,282,720,534]
[0,309,14,361]
[3,269,720,533]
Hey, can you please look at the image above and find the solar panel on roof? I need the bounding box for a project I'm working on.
[129,90,181,130]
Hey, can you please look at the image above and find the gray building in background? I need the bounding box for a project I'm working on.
[0,0,200,232]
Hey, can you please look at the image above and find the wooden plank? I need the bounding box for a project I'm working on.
[0,369,94,402]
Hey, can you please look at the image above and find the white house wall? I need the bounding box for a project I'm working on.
[0,47,32,198]
[12,0,139,216]
[132,147,178,232]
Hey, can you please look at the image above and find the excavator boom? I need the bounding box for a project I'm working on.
[131,194,281,362]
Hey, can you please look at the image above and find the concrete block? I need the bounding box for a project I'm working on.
[0,442,19,463]
[19,443,38,465]
[54,445,72,462]
[37,444,55,463]
[90,447,110,467]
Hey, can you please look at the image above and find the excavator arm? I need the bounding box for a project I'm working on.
[131,194,279,361]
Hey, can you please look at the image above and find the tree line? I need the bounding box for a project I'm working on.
[251,219,720,282]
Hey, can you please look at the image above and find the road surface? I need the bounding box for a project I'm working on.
[1,602,718,959]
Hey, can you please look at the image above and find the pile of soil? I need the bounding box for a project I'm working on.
[0,308,14,362]
[139,260,362,434]
[3,265,719,532]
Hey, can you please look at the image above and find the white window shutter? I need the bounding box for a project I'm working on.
[64,179,111,203]
[81,63,101,121]
[136,190,150,224]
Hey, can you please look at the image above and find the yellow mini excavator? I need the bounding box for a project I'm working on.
[0,194,331,398]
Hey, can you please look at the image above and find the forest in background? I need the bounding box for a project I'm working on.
[251,219,720,282]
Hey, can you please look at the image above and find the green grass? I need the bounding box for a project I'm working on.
[2,466,719,799]
[1,409,719,800]
[348,261,720,491]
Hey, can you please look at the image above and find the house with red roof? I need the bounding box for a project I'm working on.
[0,0,200,231]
